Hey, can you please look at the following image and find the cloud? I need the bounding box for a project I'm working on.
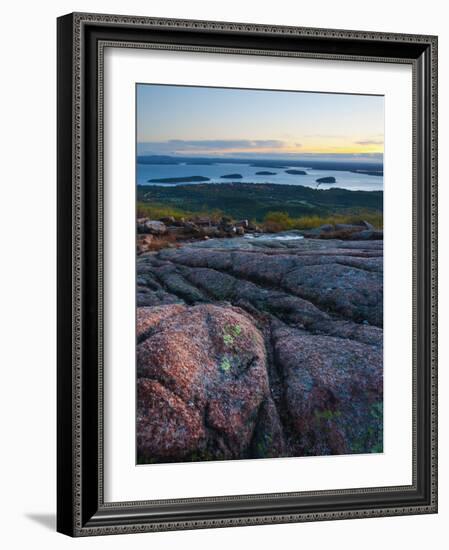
[137,139,287,154]
[354,139,384,145]
[304,134,345,139]
[168,139,285,149]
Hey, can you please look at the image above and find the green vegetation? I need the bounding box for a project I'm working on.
[314,409,342,422]
[262,212,292,232]
[137,183,382,226]
[137,202,223,222]
[255,433,274,458]
[186,450,217,462]
[223,334,234,346]
[219,324,244,373]
[220,357,232,373]
[349,401,383,454]
[137,199,382,234]
[263,211,383,232]
[222,324,243,348]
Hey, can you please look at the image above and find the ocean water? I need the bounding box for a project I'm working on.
[136,162,383,191]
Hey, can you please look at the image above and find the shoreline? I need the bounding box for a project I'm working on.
[138,176,383,192]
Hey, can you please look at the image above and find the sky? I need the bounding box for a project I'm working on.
[137,84,384,158]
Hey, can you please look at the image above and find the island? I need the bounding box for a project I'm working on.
[316,176,337,184]
[147,176,210,184]
[350,169,383,177]
[220,173,243,179]
[251,162,288,169]
[185,161,215,165]
[285,169,307,175]
[255,171,277,175]
[137,155,180,165]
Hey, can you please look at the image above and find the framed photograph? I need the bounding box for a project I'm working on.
[57,12,438,536]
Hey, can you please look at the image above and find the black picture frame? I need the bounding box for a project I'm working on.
[57,12,438,537]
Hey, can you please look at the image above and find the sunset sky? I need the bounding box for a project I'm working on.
[137,84,384,158]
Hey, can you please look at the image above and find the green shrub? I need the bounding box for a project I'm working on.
[136,202,192,220]
[263,211,293,232]
[262,211,383,231]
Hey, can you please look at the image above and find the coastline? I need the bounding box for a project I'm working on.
[137,163,383,191]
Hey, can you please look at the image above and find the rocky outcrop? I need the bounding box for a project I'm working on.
[137,234,154,254]
[272,323,383,455]
[135,216,264,253]
[137,304,284,462]
[137,219,167,235]
[136,218,382,254]
[302,222,382,240]
[136,213,383,261]
[136,236,383,463]
[335,220,374,231]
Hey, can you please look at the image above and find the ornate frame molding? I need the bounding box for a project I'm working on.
[57,12,438,537]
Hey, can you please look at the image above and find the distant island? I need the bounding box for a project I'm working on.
[285,169,307,175]
[255,171,277,175]
[316,176,336,184]
[137,155,384,173]
[147,175,210,184]
[251,163,289,169]
[220,173,243,179]
[185,161,215,165]
[350,169,384,177]
[138,155,180,165]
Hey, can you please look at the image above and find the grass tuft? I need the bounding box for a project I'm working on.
[137,202,223,222]
[262,211,383,232]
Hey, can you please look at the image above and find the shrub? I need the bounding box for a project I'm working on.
[262,211,383,232]
[291,212,383,230]
[136,202,193,221]
[263,211,293,232]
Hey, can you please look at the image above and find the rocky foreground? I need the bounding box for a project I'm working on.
[136,236,383,463]
[137,216,383,254]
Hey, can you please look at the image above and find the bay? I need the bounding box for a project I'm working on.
[136,162,383,191]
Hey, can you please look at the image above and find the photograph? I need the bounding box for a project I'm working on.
[135,84,384,465]
[0,0,443,544]
[53,8,437,538]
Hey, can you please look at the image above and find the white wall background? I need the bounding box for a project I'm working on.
[0,1,446,548]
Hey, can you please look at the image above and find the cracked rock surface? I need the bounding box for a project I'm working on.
[136,237,383,463]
